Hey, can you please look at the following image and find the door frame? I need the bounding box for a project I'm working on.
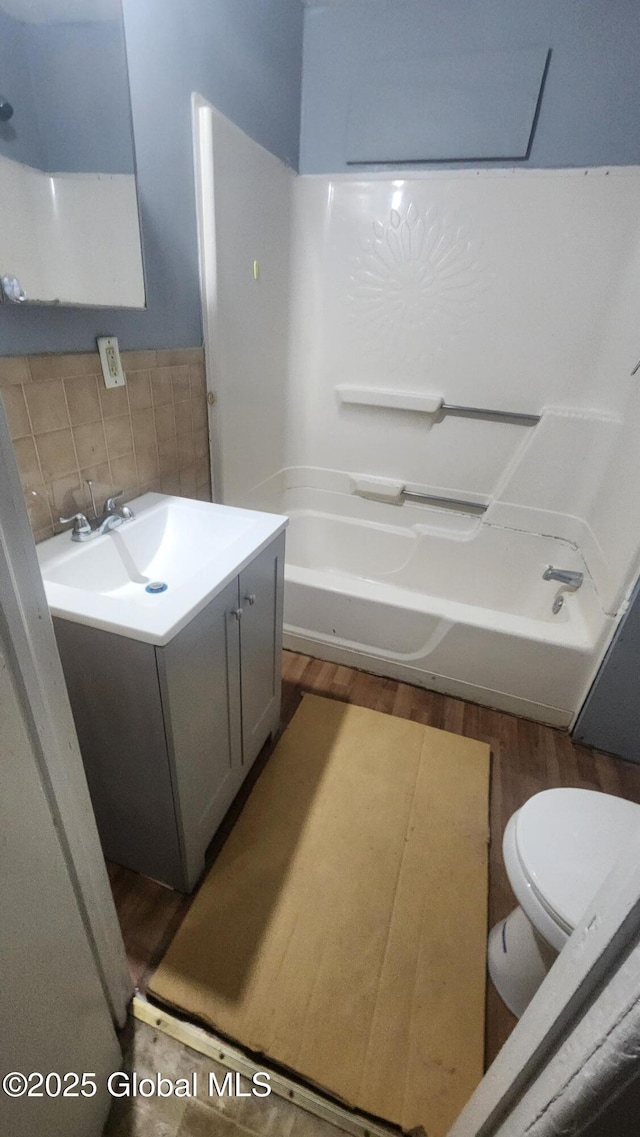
[449,830,640,1136]
[0,400,131,1028]
[192,91,221,502]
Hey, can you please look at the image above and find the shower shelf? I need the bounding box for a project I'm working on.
[336,385,540,427]
[337,386,442,413]
[352,474,490,514]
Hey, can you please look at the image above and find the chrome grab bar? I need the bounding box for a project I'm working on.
[335,386,541,425]
[440,404,540,427]
[401,488,488,515]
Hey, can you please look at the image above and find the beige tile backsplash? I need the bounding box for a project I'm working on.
[0,348,211,542]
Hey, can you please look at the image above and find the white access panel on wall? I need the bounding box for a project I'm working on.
[346,46,549,163]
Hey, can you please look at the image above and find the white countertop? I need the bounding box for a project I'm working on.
[37,493,288,646]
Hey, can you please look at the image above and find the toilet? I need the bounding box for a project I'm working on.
[488,788,640,1017]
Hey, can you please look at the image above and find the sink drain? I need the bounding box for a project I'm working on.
[145,581,168,594]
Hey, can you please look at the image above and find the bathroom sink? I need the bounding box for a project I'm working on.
[37,493,288,645]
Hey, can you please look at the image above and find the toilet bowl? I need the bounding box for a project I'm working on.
[488,788,640,1017]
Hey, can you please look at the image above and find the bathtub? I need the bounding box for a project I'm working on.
[261,487,614,727]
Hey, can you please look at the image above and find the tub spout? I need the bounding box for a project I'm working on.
[543,566,583,590]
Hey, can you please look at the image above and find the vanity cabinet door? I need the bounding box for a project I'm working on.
[157,577,242,890]
[54,618,184,889]
[238,533,285,768]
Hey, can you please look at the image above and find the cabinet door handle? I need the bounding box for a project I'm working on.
[244,593,256,606]
[232,607,243,621]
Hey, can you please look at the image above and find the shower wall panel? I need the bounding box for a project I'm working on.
[207,144,640,615]
[284,167,640,612]
[202,108,295,503]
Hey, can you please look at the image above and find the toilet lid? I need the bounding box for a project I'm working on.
[515,789,640,931]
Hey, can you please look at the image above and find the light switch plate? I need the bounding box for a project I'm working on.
[97,336,126,389]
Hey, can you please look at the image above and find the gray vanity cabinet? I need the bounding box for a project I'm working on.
[156,577,244,890]
[238,542,284,766]
[54,532,285,892]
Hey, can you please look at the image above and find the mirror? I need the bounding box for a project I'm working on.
[0,0,145,308]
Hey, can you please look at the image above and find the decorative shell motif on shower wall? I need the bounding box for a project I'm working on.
[347,201,488,369]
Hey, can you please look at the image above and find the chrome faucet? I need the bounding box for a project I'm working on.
[104,492,134,522]
[543,566,584,589]
[543,566,584,615]
[60,487,134,542]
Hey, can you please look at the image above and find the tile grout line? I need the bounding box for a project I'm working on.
[148,369,162,491]
[81,379,109,513]
[17,365,51,530]
[59,373,86,526]
[122,366,141,499]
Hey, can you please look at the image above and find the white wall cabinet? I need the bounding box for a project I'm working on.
[55,532,285,892]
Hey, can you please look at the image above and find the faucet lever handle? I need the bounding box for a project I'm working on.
[104,490,124,513]
[59,511,91,531]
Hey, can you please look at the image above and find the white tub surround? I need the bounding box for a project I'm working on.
[284,169,640,609]
[196,118,640,724]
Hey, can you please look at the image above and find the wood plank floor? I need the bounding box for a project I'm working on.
[108,649,640,1072]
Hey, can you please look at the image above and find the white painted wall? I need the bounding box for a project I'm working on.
[0,153,145,306]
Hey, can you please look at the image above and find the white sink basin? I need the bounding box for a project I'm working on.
[37,493,288,645]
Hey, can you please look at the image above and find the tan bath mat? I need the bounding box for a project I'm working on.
[149,693,490,1136]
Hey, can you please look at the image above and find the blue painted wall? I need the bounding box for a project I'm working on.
[0,0,304,355]
[0,8,45,169]
[299,0,640,173]
[0,11,134,174]
[30,21,135,174]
